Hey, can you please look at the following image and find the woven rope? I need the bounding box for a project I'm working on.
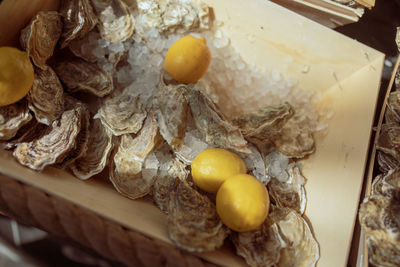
[0,174,218,267]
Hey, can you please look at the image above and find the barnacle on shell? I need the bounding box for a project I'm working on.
[28,66,64,125]
[20,11,62,68]
[55,58,113,97]
[0,100,32,141]
[167,179,229,252]
[59,0,98,48]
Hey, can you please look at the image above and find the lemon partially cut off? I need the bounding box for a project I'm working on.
[0,47,34,106]
[216,174,270,232]
[191,148,247,193]
[164,35,211,84]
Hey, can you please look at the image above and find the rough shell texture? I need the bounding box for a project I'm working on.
[28,66,64,125]
[153,83,188,150]
[188,89,250,154]
[385,92,400,124]
[152,148,188,213]
[59,0,98,48]
[167,179,229,252]
[1,119,46,150]
[231,217,282,267]
[55,58,113,97]
[91,0,135,42]
[0,100,32,141]
[68,29,100,63]
[13,97,84,171]
[377,151,399,174]
[273,110,315,158]
[232,102,293,143]
[174,128,211,165]
[376,124,400,162]
[239,144,269,185]
[95,89,147,136]
[110,111,161,199]
[71,119,113,180]
[268,163,307,215]
[20,11,62,68]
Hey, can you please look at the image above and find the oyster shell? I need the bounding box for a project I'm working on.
[371,168,400,199]
[153,83,188,150]
[70,119,113,180]
[28,66,64,125]
[91,0,135,43]
[95,89,147,136]
[55,58,113,97]
[385,92,400,124]
[273,110,315,158]
[377,151,399,173]
[1,119,46,150]
[0,100,32,141]
[265,151,290,183]
[268,163,307,215]
[167,179,229,252]
[110,111,161,199]
[13,97,84,171]
[68,29,101,63]
[59,0,98,48]
[231,217,282,267]
[152,148,188,213]
[376,124,400,162]
[188,89,250,153]
[239,144,269,185]
[232,102,293,143]
[20,11,62,68]
[359,194,400,267]
[174,128,211,165]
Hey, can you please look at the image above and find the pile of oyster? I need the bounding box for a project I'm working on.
[0,0,320,266]
[359,32,400,266]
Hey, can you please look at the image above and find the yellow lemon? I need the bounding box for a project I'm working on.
[216,174,270,232]
[0,46,34,106]
[164,35,211,84]
[191,148,246,193]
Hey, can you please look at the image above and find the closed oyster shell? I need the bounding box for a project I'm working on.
[55,58,113,97]
[0,100,32,141]
[95,89,147,136]
[371,168,400,200]
[28,66,64,125]
[91,0,135,42]
[68,29,100,63]
[152,148,188,213]
[110,111,161,199]
[267,163,307,215]
[188,89,250,154]
[1,119,46,150]
[13,98,84,171]
[232,102,293,143]
[271,207,319,267]
[377,151,399,173]
[20,11,62,68]
[273,110,315,158]
[231,216,283,267]
[70,119,113,180]
[376,124,400,162]
[59,0,98,48]
[167,179,229,252]
[154,83,188,150]
[359,194,400,267]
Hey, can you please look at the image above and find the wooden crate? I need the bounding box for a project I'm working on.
[0,0,385,266]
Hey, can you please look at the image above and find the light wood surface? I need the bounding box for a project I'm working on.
[0,0,384,266]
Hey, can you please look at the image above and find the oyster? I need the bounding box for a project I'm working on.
[13,97,84,171]
[231,217,282,267]
[95,89,147,136]
[110,111,161,199]
[91,0,135,43]
[268,163,307,215]
[59,0,98,48]
[377,151,399,173]
[188,89,250,153]
[175,128,211,165]
[20,11,62,68]
[385,92,400,124]
[28,66,64,125]
[239,144,269,185]
[0,100,32,141]
[273,110,315,158]
[359,194,400,267]
[68,29,101,63]
[265,151,290,183]
[167,179,229,252]
[271,207,319,267]
[55,58,113,97]
[153,83,188,150]
[371,168,400,199]
[70,119,113,180]
[1,119,46,150]
[152,148,188,213]
[376,124,400,162]
[232,102,293,143]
